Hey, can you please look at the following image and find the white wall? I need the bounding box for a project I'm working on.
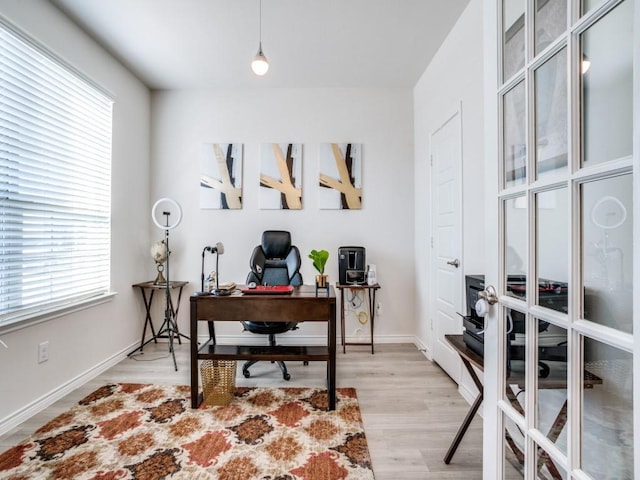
[413,0,485,352]
[0,0,151,430]
[150,88,416,343]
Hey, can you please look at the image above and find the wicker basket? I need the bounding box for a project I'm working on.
[200,360,236,406]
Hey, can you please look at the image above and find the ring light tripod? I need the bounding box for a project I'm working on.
[151,198,189,371]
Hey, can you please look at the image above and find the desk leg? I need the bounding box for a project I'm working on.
[328,302,337,410]
[340,290,346,354]
[190,304,200,408]
[367,288,376,354]
[444,357,483,464]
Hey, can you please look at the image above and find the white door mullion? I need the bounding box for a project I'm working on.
[567,324,582,475]
[633,0,640,476]
[568,3,581,473]
[525,1,535,475]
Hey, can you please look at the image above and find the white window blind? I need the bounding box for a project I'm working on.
[0,20,113,327]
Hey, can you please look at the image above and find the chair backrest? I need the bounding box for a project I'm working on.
[247,230,303,286]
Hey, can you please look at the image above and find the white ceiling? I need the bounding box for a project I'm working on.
[50,0,470,90]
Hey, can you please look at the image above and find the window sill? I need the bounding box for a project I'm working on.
[0,292,118,335]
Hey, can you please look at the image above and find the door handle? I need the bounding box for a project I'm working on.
[478,285,498,305]
[446,259,460,268]
[475,285,498,317]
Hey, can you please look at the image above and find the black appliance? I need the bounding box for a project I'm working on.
[462,274,568,377]
[462,275,486,357]
[338,246,366,285]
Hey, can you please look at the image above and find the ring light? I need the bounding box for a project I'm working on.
[143,197,184,371]
[151,198,182,230]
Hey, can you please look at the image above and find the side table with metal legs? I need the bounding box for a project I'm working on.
[129,281,189,359]
[336,283,380,354]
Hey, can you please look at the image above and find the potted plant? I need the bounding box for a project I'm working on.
[308,249,329,287]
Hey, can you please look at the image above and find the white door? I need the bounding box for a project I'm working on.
[483,0,638,478]
[431,107,463,383]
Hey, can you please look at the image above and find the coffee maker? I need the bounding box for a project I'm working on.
[338,246,366,285]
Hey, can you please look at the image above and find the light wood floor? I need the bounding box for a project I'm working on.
[0,342,483,479]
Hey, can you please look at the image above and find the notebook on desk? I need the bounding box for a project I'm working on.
[240,285,294,295]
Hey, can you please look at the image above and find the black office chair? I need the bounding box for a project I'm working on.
[242,230,303,381]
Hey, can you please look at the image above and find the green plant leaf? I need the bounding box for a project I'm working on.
[308,249,329,274]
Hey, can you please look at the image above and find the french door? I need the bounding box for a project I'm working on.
[483,0,638,478]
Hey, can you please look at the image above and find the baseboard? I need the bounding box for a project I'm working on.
[457,381,476,405]
[413,336,432,360]
[0,341,137,437]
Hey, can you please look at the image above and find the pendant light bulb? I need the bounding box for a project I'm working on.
[251,0,269,76]
[251,43,269,76]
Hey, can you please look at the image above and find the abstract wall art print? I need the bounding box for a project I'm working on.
[318,143,362,210]
[260,143,303,210]
[200,143,243,209]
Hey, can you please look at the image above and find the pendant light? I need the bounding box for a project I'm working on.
[251,0,269,76]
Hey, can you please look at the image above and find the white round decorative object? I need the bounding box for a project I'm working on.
[475,298,488,318]
[150,240,167,264]
[150,240,168,284]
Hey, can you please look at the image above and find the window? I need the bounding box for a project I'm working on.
[0,20,113,328]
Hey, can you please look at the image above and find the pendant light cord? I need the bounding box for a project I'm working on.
[259,0,262,46]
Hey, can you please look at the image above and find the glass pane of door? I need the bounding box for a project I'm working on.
[504,413,525,479]
[535,0,567,54]
[536,320,568,452]
[582,0,607,15]
[582,337,633,478]
[504,83,527,187]
[506,307,527,411]
[505,196,527,298]
[581,0,634,166]
[537,188,568,311]
[503,0,526,81]
[535,49,568,180]
[536,443,568,479]
[582,174,633,333]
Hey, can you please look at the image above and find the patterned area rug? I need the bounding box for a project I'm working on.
[0,384,374,480]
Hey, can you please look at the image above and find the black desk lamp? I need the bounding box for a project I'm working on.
[196,242,229,296]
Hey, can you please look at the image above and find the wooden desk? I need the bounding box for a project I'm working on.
[444,334,601,470]
[129,281,189,356]
[336,283,380,354]
[190,285,337,410]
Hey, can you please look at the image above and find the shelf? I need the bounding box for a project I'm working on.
[197,340,330,362]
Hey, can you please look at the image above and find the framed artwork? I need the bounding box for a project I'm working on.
[200,143,243,209]
[318,143,362,210]
[260,143,302,210]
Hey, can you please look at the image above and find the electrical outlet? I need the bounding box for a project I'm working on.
[38,341,49,363]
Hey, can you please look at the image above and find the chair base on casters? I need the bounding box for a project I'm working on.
[243,359,291,381]
[241,331,292,381]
